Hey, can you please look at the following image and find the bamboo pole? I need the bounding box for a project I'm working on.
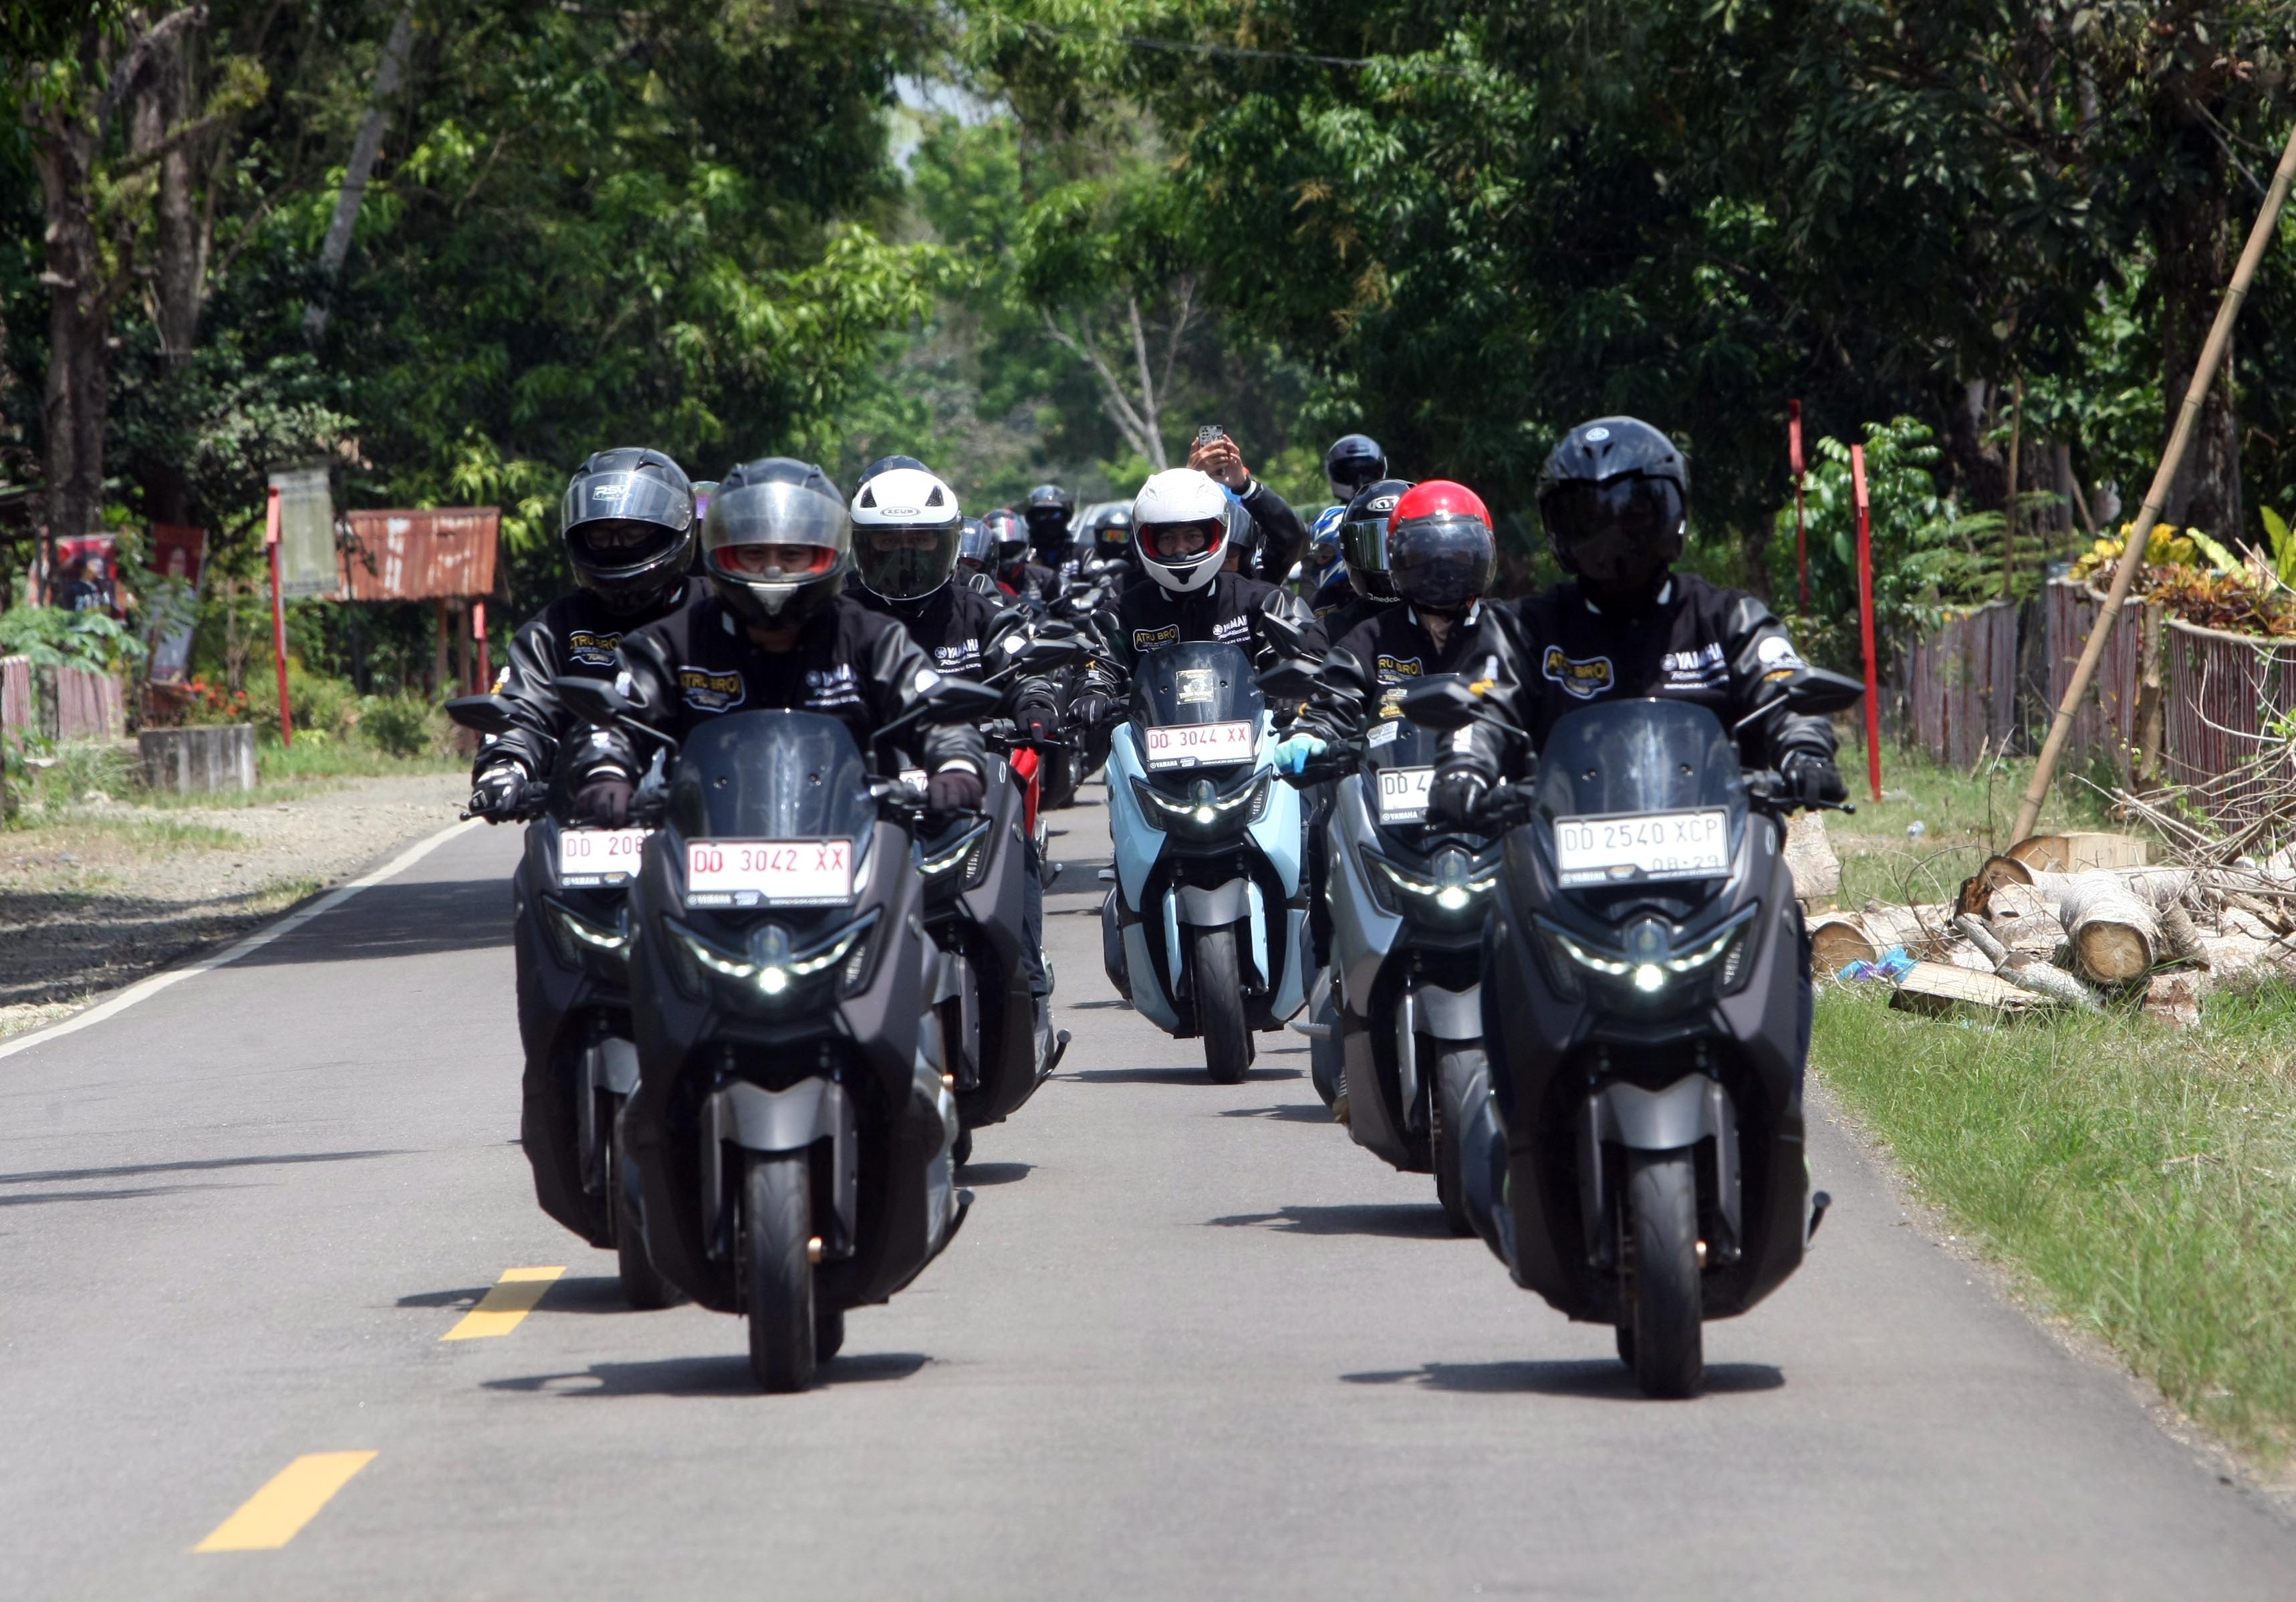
[2011,118,2296,841]
[2002,372,2022,599]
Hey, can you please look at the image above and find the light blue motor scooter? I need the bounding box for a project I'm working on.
[1099,640,1312,1080]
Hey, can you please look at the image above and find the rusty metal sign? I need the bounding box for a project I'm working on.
[339,509,501,601]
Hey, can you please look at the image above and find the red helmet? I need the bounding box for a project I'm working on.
[1387,481,1495,612]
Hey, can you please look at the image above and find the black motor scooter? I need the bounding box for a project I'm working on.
[1401,666,1862,1398]
[563,674,998,1391]
[446,695,678,1311]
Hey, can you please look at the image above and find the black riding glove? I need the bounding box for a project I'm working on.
[1426,769,1490,830]
[469,763,527,823]
[926,767,985,817]
[572,773,634,827]
[1781,751,1846,807]
[1021,705,1061,744]
[1067,692,1112,732]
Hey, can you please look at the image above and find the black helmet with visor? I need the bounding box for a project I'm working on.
[700,457,850,627]
[560,447,696,615]
[1324,433,1388,501]
[1537,417,1688,599]
[1340,477,1414,603]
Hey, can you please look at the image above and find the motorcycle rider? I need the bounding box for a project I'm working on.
[953,517,1003,594]
[470,447,705,820]
[1301,434,1388,615]
[1186,430,1308,585]
[1023,484,1081,597]
[988,506,1055,604]
[1279,481,1501,764]
[1311,477,1414,642]
[564,456,988,825]
[1428,415,1843,825]
[846,464,1060,1007]
[1081,503,1134,580]
[1071,467,1324,733]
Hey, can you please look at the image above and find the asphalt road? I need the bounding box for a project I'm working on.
[3,787,2292,1599]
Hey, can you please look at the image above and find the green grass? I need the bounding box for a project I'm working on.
[1827,737,2123,908]
[255,737,461,783]
[5,807,244,851]
[1815,982,2296,1461]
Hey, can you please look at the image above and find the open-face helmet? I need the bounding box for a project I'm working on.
[850,466,961,602]
[1324,433,1388,503]
[1340,478,1414,602]
[1537,417,1688,600]
[1131,469,1230,595]
[1388,481,1495,614]
[559,447,696,614]
[700,457,850,627]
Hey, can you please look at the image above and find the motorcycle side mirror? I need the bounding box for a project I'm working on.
[557,675,635,725]
[1258,610,1311,660]
[1783,666,1866,716]
[1733,666,1866,732]
[442,694,518,737]
[1256,659,1319,702]
[1021,636,1088,670]
[922,676,1004,719]
[1398,673,1483,732]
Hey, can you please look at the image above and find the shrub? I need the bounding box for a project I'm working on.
[359,692,442,757]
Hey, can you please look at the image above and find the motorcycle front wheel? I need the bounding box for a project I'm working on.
[743,1151,817,1393]
[1623,1150,1704,1399]
[1192,924,1250,1083]
[1430,1047,1484,1238]
[610,1105,678,1311]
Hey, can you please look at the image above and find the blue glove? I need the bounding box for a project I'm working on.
[1274,735,1327,775]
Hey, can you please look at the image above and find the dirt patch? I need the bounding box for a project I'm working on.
[0,772,466,1035]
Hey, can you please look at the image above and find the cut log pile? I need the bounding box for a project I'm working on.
[1809,827,2296,1028]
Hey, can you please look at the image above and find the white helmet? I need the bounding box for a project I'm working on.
[850,466,962,600]
[1131,468,1230,595]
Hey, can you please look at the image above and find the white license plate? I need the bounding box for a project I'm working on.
[1375,766,1434,823]
[684,837,854,908]
[1553,809,1731,886]
[1143,719,1256,770]
[558,827,648,886]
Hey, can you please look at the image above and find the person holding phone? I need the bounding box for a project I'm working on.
[1184,426,1309,586]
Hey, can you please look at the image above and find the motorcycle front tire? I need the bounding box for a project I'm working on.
[1624,1150,1703,1399]
[611,1105,678,1311]
[743,1151,817,1393]
[1193,924,1251,1084]
[1430,1047,1483,1238]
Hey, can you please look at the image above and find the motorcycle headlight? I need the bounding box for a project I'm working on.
[662,912,878,1007]
[1130,771,1269,837]
[1531,908,1759,1003]
[1368,847,1499,921]
[542,895,632,972]
[917,819,992,884]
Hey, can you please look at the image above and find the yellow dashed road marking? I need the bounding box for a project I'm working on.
[194,1452,377,1552]
[441,1265,565,1339]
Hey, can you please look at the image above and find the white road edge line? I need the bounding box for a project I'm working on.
[0,817,483,1064]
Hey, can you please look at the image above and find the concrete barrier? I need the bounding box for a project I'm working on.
[139,724,257,794]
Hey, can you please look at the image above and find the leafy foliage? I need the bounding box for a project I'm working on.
[0,606,146,672]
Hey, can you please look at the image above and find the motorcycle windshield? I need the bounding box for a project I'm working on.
[668,710,876,845]
[1531,698,1747,882]
[1134,640,1262,727]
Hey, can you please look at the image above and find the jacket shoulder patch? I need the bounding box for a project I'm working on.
[1542,645,1615,701]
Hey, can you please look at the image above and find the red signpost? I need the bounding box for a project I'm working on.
[265,484,294,747]
[1789,400,1808,612]
[1851,442,1880,801]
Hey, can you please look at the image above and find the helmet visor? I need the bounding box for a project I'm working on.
[705,479,849,561]
[563,472,690,537]
[1138,518,1223,563]
[567,517,682,571]
[1540,476,1684,553]
[1390,515,1496,611]
[855,522,960,599]
[1341,515,1392,576]
[711,543,839,581]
